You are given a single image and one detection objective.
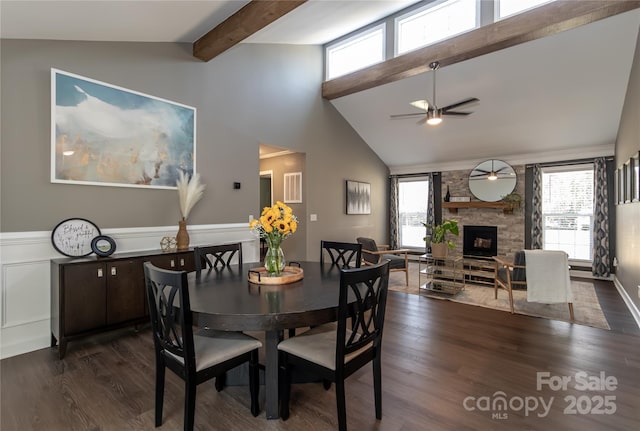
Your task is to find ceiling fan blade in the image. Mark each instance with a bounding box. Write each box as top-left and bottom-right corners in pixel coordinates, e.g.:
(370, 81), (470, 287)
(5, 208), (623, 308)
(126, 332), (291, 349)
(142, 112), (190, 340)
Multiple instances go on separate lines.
(441, 97), (479, 111)
(441, 111), (471, 116)
(390, 113), (427, 119)
(416, 117), (427, 126)
(409, 99), (430, 111)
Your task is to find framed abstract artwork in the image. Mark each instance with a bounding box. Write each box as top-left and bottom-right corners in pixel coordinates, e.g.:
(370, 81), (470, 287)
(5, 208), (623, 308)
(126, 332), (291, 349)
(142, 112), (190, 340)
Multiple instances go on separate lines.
(346, 180), (371, 214)
(51, 69), (196, 189)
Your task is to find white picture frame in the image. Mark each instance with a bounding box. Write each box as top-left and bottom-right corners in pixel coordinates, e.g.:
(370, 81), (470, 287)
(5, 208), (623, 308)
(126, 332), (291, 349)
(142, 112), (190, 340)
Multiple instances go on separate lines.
(51, 69), (196, 189)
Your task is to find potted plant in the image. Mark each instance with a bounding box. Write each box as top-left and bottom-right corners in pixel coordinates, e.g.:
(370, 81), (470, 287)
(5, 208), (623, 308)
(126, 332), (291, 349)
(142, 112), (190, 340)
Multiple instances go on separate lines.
(423, 219), (459, 259)
(501, 192), (522, 213)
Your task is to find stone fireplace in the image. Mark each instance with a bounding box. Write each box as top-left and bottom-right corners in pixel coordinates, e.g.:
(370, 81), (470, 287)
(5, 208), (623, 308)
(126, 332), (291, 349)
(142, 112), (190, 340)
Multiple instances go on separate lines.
(441, 165), (525, 258)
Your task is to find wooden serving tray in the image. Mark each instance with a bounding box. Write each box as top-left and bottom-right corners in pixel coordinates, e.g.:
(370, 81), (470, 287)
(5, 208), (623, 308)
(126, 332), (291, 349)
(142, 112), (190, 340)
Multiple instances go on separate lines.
(248, 266), (304, 285)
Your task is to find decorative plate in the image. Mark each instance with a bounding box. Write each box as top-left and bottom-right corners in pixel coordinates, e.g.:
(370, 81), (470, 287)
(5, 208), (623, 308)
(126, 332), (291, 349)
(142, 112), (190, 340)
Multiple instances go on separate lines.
(91, 235), (116, 257)
(51, 218), (101, 257)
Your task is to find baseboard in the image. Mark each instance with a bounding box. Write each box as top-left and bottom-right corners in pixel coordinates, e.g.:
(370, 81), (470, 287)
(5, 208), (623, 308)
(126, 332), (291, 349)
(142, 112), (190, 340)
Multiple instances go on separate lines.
(613, 276), (640, 329)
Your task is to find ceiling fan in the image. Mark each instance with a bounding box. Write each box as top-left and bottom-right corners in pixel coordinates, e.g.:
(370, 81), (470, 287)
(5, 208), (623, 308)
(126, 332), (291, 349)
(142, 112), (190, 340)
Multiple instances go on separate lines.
(469, 159), (514, 181)
(390, 61), (479, 126)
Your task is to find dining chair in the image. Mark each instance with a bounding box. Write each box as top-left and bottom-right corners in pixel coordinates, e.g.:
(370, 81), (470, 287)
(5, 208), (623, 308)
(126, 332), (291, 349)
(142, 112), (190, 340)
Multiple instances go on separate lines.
(278, 260), (391, 431)
(356, 237), (409, 285)
(288, 241), (363, 339)
(143, 262), (261, 431)
(320, 240), (362, 269)
(194, 243), (242, 272)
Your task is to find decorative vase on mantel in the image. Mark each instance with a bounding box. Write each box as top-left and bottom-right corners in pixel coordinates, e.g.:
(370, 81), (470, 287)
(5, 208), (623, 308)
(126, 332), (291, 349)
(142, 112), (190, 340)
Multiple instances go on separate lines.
(444, 185), (451, 202)
(264, 236), (285, 276)
(176, 218), (190, 251)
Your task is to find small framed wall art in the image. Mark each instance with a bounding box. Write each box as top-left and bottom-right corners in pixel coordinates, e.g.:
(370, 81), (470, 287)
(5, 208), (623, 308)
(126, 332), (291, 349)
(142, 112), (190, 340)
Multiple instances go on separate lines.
(91, 235), (117, 257)
(346, 180), (371, 214)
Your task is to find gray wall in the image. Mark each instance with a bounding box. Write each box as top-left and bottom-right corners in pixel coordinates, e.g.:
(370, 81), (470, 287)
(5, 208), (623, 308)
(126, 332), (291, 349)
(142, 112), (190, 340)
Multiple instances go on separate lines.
(0, 40), (389, 259)
(615, 29), (640, 310)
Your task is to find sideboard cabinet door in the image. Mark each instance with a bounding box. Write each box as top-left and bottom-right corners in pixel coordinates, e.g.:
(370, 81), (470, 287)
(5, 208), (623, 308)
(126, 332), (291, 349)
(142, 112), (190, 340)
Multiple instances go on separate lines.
(106, 259), (145, 325)
(63, 263), (107, 336)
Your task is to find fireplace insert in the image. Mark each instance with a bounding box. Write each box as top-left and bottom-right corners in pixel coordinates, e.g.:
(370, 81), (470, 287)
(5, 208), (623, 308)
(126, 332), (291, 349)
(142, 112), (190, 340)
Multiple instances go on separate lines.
(463, 225), (498, 257)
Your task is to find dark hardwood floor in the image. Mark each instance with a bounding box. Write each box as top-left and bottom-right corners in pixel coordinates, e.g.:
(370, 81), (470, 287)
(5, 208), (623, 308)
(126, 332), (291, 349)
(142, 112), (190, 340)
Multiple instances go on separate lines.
(2, 279), (639, 430)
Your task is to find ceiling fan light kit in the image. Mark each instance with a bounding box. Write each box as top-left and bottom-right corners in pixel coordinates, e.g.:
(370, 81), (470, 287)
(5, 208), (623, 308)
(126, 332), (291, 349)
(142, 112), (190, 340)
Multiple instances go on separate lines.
(426, 110), (442, 126)
(390, 60), (479, 126)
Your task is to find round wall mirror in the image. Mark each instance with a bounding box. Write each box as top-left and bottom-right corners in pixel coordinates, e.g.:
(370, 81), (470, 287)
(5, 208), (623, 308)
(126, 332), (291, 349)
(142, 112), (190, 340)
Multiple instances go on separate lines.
(468, 159), (517, 202)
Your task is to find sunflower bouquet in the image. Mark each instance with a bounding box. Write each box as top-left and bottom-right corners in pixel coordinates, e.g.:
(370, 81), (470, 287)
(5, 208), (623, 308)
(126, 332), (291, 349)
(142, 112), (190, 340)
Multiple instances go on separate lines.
(250, 201), (298, 275)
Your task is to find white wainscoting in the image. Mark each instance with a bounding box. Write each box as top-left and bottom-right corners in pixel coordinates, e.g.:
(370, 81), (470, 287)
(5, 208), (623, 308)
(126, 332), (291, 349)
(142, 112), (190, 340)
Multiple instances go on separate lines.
(0, 223), (259, 359)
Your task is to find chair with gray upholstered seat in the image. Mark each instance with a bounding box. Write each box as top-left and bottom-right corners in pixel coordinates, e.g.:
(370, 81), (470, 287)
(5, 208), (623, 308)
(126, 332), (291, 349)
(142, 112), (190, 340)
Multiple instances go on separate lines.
(143, 262), (261, 431)
(320, 240), (362, 269)
(278, 261), (390, 431)
(356, 237), (409, 285)
(194, 243), (242, 273)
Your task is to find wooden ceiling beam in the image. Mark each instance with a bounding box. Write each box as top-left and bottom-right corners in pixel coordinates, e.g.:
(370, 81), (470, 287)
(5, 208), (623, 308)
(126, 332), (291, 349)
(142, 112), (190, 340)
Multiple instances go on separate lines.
(193, 0), (307, 62)
(322, 1), (640, 100)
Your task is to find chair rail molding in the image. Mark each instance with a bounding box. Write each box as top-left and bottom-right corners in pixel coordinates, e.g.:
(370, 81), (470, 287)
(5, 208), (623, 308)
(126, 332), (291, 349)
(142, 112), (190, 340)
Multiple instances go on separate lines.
(0, 223), (259, 359)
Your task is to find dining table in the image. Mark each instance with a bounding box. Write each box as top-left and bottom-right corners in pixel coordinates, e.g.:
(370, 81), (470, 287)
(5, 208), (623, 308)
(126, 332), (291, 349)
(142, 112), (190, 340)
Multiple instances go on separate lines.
(187, 261), (345, 419)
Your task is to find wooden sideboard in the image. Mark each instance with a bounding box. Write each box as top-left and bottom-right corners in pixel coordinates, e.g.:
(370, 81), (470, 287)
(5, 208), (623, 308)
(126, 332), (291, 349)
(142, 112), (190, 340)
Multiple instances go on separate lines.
(51, 249), (195, 359)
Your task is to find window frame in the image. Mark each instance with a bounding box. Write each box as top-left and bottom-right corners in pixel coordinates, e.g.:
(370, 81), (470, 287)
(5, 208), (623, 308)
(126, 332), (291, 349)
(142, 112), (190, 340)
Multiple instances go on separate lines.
(495, 0), (554, 21)
(397, 176), (431, 250)
(394, 0), (479, 56)
(325, 23), (386, 80)
(540, 163), (594, 264)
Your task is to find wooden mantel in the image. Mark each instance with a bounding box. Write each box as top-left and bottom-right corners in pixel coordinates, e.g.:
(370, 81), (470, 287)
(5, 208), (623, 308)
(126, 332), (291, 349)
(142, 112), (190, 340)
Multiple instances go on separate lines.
(443, 201), (515, 214)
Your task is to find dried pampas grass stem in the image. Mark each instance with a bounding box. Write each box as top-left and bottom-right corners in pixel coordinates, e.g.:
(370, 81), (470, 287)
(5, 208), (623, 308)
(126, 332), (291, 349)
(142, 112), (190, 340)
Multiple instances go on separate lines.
(176, 171), (205, 220)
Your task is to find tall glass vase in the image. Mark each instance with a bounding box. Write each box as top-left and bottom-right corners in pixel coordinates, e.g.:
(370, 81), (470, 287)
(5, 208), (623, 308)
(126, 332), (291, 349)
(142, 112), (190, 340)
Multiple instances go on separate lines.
(264, 236), (285, 276)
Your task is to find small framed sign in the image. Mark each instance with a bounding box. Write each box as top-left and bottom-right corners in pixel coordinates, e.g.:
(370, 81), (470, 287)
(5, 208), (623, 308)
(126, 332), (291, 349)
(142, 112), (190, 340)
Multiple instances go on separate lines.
(91, 235), (117, 257)
(51, 218), (101, 257)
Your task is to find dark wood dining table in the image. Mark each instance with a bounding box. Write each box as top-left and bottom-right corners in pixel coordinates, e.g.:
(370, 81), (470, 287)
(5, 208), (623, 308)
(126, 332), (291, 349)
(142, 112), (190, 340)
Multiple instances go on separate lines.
(187, 261), (344, 419)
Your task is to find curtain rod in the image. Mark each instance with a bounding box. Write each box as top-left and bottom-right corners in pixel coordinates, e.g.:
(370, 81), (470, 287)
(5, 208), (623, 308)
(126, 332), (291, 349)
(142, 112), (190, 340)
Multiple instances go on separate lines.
(525, 156), (613, 169)
(389, 172), (441, 178)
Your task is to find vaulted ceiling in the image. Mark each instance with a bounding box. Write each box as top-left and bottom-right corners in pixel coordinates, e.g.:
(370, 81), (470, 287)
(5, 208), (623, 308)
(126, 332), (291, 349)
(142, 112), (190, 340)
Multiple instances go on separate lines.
(2, 1), (639, 172)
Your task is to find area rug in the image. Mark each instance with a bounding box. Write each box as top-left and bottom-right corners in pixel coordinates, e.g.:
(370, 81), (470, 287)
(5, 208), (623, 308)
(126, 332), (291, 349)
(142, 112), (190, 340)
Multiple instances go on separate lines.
(388, 263), (610, 330)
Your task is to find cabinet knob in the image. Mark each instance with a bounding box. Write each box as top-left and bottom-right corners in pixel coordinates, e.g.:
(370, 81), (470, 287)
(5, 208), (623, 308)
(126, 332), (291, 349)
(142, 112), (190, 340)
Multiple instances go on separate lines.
(180, 258), (185, 266)
(170, 260), (175, 268)
(97, 268), (103, 278)
(111, 267), (117, 276)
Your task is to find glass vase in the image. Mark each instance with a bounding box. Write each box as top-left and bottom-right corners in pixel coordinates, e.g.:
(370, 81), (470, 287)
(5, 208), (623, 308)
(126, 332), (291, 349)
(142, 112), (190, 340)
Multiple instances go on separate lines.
(264, 236), (285, 276)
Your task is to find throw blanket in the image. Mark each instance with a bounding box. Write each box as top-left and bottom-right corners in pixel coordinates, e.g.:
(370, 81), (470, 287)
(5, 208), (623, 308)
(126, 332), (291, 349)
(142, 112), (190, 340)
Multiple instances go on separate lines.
(524, 250), (574, 304)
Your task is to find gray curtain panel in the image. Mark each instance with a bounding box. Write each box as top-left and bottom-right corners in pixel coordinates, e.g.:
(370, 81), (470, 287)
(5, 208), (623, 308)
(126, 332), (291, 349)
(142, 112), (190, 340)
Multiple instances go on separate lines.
(426, 173), (435, 241)
(531, 164), (543, 249)
(592, 157), (610, 276)
(389, 175), (399, 249)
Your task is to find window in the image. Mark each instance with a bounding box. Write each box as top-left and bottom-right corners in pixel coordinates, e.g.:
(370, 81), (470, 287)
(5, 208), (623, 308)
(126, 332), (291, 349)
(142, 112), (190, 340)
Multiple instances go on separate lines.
(395, 0), (477, 55)
(326, 24), (385, 80)
(541, 164), (594, 261)
(496, 0), (554, 20)
(398, 178), (430, 249)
